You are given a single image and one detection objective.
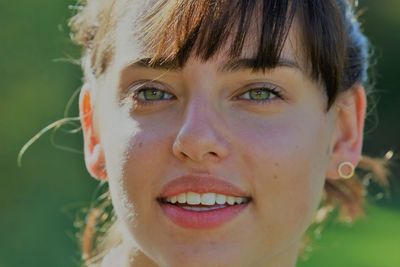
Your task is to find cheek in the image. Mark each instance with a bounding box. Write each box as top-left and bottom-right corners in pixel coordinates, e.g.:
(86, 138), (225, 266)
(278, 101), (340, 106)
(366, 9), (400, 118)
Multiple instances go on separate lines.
(95, 85), (153, 227)
(234, 113), (329, 245)
(122, 129), (168, 200)
(107, 121), (179, 244)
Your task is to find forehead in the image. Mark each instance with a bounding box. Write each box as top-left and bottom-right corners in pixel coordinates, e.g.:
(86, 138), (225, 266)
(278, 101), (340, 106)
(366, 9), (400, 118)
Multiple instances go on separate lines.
(113, 0), (306, 74)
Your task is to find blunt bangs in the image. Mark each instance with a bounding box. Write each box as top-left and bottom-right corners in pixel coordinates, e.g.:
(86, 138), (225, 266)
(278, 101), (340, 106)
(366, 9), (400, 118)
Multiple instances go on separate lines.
(140, 0), (297, 69)
(138, 0), (347, 110)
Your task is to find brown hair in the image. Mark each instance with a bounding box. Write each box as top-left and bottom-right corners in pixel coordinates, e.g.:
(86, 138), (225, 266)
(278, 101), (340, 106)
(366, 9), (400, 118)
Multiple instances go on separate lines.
(68, 0), (392, 266)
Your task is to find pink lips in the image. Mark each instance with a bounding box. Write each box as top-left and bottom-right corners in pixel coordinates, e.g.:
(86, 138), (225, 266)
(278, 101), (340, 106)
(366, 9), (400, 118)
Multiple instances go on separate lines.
(157, 175), (251, 229)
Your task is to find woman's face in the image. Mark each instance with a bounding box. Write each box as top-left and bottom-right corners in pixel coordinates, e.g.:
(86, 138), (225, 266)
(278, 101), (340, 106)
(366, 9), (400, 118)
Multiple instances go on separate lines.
(85, 15), (348, 267)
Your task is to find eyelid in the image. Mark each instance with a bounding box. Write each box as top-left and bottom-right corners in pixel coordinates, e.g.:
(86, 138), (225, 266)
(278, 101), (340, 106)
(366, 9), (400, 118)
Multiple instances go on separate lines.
(234, 83), (285, 102)
(128, 80), (176, 105)
(128, 80), (165, 92)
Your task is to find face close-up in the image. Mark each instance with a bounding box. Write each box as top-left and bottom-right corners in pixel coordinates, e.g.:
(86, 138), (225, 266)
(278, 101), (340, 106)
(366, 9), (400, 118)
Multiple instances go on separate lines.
(78, 1), (366, 267)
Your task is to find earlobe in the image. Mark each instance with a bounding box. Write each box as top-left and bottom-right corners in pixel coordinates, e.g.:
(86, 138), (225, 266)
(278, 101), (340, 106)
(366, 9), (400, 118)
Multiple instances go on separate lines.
(79, 85), (108, 180)
(326, 84), (367, 180)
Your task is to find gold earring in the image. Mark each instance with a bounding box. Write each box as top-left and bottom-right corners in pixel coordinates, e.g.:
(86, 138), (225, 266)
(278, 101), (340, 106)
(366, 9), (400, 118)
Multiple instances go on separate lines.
(338, 161), (355, 179)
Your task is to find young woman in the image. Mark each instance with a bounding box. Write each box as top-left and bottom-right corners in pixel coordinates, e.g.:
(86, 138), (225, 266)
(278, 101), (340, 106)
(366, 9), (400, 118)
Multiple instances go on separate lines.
(69, 0), (390, 266)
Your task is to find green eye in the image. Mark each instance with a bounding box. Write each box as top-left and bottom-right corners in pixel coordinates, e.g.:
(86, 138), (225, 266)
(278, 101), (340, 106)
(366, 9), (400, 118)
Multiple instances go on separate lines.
(136, 88), (173, 101)
(239, 87), (281, 103)
(248, 88), (272, 100)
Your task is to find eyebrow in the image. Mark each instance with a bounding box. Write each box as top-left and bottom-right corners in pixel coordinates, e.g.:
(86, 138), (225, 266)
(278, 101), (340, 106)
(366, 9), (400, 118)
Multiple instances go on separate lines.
(128, 56), (303, 73)
(130, 58), (179, 70)
(219, 57), (303, 73)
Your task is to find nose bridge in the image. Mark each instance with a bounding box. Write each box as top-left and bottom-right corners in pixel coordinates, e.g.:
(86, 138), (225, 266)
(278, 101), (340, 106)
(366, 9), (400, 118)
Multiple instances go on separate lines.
(172, 94), (229, 163)
(183, 95), (214, 132)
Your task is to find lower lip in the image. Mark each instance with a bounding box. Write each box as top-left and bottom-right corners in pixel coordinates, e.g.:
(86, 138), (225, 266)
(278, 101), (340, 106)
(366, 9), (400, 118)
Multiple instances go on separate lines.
(158, 202), (249, 229)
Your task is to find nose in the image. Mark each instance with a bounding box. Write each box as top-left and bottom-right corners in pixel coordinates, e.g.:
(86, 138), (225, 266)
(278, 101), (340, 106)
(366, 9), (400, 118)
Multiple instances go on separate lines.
(172, 99), (229, 164)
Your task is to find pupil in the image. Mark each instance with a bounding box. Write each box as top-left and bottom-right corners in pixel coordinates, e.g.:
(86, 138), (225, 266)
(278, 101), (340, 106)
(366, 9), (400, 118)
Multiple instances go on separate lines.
(251, 89), (269, 100)
(145, 89), (163, 100)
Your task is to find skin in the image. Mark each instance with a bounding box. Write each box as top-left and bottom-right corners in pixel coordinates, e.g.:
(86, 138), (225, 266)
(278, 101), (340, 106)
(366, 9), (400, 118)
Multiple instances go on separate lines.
(78, 13), (367, 267)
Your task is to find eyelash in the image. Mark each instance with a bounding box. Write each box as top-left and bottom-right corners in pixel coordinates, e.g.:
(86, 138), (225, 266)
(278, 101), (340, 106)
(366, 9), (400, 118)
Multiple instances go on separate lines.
(130, 83), (175, 107)
(130, 83), (284, 107)
(235, 86), (283, 104)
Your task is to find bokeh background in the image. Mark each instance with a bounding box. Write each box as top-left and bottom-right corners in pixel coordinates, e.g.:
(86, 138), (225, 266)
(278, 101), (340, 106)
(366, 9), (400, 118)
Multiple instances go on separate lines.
(1, 1), (399, 266)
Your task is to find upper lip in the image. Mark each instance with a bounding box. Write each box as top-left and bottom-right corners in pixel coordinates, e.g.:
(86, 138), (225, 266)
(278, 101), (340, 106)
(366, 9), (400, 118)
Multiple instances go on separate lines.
(158, 174), (251, 199)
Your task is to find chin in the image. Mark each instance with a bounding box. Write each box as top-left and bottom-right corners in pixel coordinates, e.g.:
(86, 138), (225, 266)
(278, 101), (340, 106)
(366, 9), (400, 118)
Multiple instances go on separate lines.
(152, 244), (252, 267)
(160, 256), (241, 267)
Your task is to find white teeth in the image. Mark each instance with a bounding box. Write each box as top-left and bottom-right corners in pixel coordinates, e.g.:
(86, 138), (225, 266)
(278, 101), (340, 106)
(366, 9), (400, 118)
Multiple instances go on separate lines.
(226, 196), (235, 205)
(177, 193), (186, 203)
(186, 192), (201, 205)
(165, 192), (248, 206)
(170, 195), (177, 204)
(234, 197), (244, 204)
(201, 193), (216, 205)
(215, 194), (226, 204)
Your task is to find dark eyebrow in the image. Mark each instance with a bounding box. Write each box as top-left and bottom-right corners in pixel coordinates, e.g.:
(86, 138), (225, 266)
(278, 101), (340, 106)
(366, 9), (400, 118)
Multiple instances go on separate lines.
(128, 56), (303, 73)
(218, 57), (303, 73)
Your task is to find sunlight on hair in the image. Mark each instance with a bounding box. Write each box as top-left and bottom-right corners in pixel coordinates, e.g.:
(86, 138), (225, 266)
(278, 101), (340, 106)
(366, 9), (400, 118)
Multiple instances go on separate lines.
(17, 116), (82, 167)
(17, 84), (83, 167)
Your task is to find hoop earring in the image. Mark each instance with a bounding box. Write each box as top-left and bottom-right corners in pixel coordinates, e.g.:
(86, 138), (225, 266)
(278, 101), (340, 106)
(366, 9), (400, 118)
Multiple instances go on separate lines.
(338, 161), (355, 179)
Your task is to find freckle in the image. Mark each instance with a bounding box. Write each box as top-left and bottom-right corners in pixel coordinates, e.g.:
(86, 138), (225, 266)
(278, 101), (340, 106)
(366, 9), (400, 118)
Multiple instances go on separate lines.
(275, 162), (279, 167)
(273, 175), (278, 179)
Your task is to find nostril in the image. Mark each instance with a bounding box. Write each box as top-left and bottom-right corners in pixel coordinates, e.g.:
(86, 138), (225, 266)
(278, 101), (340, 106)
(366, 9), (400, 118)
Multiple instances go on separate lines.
(180, 152), (190, 159)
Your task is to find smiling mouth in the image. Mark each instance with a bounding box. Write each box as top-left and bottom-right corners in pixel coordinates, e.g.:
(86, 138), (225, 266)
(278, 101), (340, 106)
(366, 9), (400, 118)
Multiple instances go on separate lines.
(158, 198), (252, 211)
(157, 194), (252, 229)
(157, 191), (252, 209)
(157, 175), (252, 228)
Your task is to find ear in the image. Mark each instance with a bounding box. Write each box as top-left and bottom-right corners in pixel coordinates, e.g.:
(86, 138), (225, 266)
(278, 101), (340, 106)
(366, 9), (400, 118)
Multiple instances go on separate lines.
(79, 84), (107, 180)
(326, 84), (367, 179)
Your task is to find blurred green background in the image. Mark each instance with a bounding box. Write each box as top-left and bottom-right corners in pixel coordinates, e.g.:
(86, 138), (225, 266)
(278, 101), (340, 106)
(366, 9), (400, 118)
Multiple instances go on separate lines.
(0, 1), (399, 267)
